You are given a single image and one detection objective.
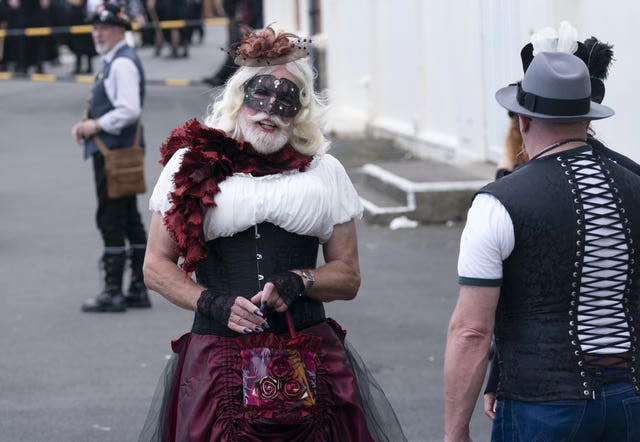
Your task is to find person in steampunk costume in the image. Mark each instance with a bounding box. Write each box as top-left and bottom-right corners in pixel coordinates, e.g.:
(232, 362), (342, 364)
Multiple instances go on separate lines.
(71, 1), (151, 313)
(138, 26), (407, 441)
(444, 51), (640, 441)
(484, 22), (640, 422)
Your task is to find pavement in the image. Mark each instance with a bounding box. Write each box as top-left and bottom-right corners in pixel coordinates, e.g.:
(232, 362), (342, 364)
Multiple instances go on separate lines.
(0, 24), (496, 442)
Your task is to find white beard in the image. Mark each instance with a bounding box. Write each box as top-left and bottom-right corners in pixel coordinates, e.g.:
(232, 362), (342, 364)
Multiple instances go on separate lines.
(239, 113), (292, 154)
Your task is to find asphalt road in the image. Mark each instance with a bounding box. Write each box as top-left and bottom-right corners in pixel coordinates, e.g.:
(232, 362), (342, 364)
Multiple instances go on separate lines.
(0, 27), (492, 442)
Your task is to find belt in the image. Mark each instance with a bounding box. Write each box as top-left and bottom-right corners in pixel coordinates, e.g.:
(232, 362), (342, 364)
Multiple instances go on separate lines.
(584, 352), (631, 368)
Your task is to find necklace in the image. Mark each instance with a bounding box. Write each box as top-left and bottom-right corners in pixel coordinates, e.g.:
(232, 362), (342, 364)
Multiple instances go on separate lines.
(529, 138), (587, 161)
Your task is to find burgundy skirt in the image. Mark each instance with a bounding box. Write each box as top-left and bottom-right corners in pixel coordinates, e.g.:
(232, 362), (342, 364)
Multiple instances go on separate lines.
(141, 319), (400, 442)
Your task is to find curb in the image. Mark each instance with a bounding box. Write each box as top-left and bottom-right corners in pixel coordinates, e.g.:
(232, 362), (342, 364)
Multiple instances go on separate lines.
(356, 163), (490, 225)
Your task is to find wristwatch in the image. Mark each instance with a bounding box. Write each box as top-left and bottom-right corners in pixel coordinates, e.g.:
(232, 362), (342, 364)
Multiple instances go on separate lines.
(300, 269), (315, 296)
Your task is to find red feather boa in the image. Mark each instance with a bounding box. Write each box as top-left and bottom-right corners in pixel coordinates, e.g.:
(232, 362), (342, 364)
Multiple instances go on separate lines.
(159, 119), (312, 274)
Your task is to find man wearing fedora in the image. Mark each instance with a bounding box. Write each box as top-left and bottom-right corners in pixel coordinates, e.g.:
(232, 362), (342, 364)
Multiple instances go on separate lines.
(71, 1), (150, 312)
(444, 51), (640, 441)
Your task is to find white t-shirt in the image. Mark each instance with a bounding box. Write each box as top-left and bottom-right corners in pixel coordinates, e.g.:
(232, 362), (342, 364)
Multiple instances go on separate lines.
(149, 149), (363, 242)
(457, 193), (515, 286)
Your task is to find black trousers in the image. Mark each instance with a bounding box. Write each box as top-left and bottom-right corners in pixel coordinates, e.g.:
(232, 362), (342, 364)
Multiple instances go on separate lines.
(92, 152), (147, 249)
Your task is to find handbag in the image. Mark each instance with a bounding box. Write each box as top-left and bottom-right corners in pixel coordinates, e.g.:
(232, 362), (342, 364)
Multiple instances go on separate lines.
(94, 122), (146, 199)
(239, 311), (321, 425)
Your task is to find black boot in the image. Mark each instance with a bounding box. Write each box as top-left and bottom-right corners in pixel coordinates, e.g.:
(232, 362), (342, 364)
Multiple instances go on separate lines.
(81, 252), (127, 313)
(124, 246), (151, 308)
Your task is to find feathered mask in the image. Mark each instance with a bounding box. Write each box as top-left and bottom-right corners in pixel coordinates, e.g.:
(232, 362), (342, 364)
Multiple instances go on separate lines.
(223, 25), (311, 67)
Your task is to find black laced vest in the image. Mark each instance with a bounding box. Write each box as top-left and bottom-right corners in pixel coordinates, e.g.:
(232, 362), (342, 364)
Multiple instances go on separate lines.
(481, 146), (640, 400)
(192, 222), (325, 337)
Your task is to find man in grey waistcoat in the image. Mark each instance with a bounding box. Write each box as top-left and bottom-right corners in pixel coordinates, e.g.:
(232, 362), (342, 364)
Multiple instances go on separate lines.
(71, 1), (150, 312)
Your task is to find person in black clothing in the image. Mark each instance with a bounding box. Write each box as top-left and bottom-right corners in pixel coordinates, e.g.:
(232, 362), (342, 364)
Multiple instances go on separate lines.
(67, 0), (97, 74)
(154, 0), (189, 58)
(1, 0), (62, 72)
(202, 0), (262, 87)
(484, 23), (640, 425)
(446, 50), (640, 442)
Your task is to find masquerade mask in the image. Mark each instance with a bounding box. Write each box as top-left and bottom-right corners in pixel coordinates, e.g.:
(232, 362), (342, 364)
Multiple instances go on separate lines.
(243, 75), (302, 118)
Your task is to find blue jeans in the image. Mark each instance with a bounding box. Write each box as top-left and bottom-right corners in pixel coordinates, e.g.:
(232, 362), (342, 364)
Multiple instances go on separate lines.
(491, 378), (640, 441)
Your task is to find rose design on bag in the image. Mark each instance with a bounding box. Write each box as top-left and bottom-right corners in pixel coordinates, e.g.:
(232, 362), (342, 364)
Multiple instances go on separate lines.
(282, 378), (306, 401)
(255, 376), (279, 400)
(269, 355), (292, 379)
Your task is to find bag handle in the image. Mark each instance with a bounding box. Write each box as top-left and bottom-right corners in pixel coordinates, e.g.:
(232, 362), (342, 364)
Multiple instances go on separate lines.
(93, 119), (142, 156)
(285, 311), (297, 338)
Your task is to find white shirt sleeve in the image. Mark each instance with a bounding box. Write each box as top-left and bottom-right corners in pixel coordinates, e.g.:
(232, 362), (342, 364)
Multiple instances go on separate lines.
(98, 56), (141, 135)
(148, 148), (186, 214)
(326, 154), (364, 224)
(457, 193), (515, 286)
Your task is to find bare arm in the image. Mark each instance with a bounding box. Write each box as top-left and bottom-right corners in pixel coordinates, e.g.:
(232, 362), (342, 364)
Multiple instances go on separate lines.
(444, 285), (500, 442)
(144, 212), (269, 334)
(253, 220), (361, 310)
(143, 212), (204, 311)
(309, 219), (361, 302)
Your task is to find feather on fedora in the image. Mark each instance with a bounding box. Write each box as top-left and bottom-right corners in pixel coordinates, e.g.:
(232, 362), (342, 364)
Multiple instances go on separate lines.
(495, 51), (614, 121)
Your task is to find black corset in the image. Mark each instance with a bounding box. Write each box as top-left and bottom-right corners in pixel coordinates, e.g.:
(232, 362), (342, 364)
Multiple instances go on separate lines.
(192, 222), (325, 336)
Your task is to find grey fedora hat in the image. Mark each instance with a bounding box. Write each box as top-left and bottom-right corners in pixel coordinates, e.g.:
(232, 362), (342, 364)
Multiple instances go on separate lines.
(496, 51), (614, 121)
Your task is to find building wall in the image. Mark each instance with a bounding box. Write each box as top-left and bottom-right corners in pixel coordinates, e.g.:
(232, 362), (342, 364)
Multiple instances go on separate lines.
(263, 0), (637, 163)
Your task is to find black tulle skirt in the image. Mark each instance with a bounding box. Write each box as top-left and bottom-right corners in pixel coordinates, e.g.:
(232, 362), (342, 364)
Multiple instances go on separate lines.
(138, 319), (406, 442)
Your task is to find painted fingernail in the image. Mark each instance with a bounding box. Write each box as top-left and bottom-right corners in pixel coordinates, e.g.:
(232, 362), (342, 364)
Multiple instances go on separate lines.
(243, 327), (252, 334)
(253, 309), (264, 317)
(262, 321), (270, 329)
(260, 301), (268, 309)
(255, 326), (264, 333)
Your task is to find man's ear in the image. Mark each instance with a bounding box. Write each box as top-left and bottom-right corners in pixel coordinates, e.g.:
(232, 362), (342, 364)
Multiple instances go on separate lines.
(518, 115), (531, 133)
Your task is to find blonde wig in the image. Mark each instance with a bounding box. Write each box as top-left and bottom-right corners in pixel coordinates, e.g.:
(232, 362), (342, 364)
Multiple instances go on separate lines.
(204, 60), (330, 156)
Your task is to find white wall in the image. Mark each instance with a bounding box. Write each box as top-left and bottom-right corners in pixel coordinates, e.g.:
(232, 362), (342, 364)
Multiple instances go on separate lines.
(263, 0), (638, 163)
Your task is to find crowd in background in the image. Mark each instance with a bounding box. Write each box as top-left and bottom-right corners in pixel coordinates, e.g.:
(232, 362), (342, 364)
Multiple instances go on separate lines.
(0, 0), (210, 74)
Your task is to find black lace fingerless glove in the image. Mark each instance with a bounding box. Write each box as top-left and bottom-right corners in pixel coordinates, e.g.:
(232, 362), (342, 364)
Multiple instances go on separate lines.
(266, 271), (305, 307)
(196, 289), (235, 323)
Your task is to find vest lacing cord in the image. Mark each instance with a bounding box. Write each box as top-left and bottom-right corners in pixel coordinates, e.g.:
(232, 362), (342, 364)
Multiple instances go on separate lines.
(564, 151), (634, 374)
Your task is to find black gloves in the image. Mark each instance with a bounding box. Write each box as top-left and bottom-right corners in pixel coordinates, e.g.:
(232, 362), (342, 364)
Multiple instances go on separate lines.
(266, 271), (304, 307)
(196, 289), (235, 323)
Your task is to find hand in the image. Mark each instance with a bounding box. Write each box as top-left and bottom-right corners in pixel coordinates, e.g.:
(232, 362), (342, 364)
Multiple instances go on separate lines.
(444, 436), (473, 442)
(227, 296), (269, 334)
(483, 393), (496, 420)
(250, 272), (305, 312)
(71, 119), (100, 144)
(251, 282), (288, 313)
(196, 290), (268, 334)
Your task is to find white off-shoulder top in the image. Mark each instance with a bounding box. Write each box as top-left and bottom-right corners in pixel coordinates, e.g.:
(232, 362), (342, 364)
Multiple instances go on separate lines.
(149, 148), (363, 243)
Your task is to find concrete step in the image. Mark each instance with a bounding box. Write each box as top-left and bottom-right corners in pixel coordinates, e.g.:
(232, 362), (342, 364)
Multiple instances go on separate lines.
(353, 161), (494, 225)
